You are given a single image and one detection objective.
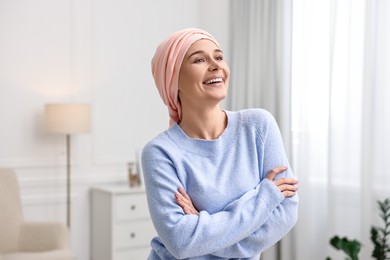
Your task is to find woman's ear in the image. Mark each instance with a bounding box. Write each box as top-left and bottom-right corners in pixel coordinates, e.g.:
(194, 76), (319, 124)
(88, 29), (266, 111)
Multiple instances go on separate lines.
(177, 92), (181, 104)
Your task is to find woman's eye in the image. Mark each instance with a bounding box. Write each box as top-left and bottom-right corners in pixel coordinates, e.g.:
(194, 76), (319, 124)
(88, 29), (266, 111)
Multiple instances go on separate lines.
(216, 55), (224, 61)
(194, 58), (205, 63)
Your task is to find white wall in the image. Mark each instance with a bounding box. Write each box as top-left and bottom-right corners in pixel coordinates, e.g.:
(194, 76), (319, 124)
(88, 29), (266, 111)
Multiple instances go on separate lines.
(0, 0), (230, 259)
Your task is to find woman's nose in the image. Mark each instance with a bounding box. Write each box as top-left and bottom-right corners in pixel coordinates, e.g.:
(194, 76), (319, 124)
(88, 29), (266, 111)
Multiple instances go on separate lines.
(209, 60), (221, 71)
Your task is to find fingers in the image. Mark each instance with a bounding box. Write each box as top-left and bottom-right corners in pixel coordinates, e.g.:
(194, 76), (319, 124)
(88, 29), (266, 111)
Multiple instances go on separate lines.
(274, 177), (299, 186)
(281, 190), (297, 197)
(178, 187), (192, 201)
(175, 187), (199, 215)
(266, 166), (299, 198)
(266, 166), (288, 181)
(275, 178), (298, 198)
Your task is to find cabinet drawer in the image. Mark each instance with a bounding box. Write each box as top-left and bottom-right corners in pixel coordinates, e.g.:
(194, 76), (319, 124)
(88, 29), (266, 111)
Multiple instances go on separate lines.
(115, 193), (150, 221)
(115, 219), (156, 248)
(115, 247), (151, 260)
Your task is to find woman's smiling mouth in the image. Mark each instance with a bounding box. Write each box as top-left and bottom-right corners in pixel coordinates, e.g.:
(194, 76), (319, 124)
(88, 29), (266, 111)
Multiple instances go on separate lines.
(203, 77), (223, 85)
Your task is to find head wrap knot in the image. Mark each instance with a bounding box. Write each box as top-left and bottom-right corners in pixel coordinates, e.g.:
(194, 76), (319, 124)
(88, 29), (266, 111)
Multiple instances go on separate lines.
(151, 28), (220, 126)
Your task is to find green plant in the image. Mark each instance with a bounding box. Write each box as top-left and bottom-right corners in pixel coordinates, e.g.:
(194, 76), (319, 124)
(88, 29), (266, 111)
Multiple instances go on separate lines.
(326, 236), (361, 260)
(326, 197), (390, 260)
(371, 198), (390, 260)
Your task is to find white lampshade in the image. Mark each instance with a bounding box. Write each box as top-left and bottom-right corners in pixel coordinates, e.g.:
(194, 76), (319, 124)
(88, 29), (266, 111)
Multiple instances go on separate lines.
(45, 103), (91, 134)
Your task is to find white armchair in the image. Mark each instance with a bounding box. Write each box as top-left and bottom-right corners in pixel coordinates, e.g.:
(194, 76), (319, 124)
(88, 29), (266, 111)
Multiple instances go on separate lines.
(0, 168), (72, 260)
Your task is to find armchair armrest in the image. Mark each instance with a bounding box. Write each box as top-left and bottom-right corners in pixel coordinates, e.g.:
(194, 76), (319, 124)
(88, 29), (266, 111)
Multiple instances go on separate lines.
(18, 221), (70, 252)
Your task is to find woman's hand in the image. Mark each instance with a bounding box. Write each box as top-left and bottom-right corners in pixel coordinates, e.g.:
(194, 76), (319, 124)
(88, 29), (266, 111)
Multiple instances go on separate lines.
(266, 166), (298, 197)
(176, 166), (297, 215)
(175, 187), (199, 215)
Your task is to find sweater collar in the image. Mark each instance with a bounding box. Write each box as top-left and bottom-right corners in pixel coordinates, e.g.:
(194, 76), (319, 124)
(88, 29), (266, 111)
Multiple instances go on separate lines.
(168, 110), (238, 156)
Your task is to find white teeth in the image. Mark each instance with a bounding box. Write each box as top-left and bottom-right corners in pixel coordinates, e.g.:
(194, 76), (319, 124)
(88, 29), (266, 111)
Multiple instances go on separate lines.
(205, 77), (223, 84)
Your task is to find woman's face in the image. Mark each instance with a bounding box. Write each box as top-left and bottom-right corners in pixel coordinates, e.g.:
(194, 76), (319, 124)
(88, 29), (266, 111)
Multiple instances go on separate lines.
(178, 39), (230, 109)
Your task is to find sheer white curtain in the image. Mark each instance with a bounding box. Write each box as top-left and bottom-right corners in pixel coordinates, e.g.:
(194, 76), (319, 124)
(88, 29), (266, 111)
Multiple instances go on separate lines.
(292, 0), (390, 259)
(228, 0), (293, 154)
(227, 1), (295, 259)
(228, 0), (389, 259)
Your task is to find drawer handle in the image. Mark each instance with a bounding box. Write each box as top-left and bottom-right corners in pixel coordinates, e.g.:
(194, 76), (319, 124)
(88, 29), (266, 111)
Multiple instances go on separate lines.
(130, 232), (136, 238)
(130, 205), (136, 210)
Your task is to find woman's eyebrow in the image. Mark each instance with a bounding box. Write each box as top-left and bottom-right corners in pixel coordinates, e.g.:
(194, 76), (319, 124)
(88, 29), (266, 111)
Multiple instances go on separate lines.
(187, 49), (223, 60)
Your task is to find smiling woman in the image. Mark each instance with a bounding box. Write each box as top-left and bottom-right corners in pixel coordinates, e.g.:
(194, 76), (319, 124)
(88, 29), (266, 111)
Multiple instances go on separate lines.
(177, 39), (229, 140)
(141, 28), (299, 260)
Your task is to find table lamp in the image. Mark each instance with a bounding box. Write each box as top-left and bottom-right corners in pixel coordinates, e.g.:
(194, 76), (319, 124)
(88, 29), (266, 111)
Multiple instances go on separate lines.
(44, 103), (91, 228)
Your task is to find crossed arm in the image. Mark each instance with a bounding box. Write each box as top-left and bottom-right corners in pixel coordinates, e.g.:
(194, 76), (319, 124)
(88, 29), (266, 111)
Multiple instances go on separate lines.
(174, 166), (299, 258)
(176, 166), (298, 215)
(142, 112), (299, 258)
(143, 158), (298, 259)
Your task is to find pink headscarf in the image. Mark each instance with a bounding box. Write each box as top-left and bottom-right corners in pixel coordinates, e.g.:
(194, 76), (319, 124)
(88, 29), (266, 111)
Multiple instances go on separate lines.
(151, 28), (220, 126)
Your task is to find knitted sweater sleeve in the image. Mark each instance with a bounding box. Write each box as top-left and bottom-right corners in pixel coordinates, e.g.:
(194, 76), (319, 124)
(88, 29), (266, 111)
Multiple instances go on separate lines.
(142, 114), (297, 259)
(142, 112), (298, 260)
(142, 151), (283, 259)
(211, 182), (298, 258)
(210, 112), (298, 258)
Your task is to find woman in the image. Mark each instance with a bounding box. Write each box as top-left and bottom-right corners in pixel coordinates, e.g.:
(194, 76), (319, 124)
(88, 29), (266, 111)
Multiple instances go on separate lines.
(142, 28), (299, 260)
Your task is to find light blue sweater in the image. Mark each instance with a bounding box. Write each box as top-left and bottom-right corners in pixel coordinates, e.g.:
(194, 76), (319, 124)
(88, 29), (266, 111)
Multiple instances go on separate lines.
(141, 109), (298, 260)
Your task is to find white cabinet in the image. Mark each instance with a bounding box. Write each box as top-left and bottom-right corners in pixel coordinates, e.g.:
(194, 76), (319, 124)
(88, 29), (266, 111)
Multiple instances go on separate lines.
(91, 185), (156, 260)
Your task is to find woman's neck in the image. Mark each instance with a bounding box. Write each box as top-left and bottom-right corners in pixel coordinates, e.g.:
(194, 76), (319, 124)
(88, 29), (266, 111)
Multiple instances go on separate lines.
(179, 106), (227, 140)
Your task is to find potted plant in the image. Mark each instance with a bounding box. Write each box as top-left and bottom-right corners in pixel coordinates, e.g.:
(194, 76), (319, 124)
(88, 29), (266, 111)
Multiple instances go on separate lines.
(326, 198), (390, 260)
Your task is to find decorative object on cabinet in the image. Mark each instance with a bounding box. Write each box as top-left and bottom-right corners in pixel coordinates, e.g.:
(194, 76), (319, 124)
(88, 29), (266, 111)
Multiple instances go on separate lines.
(44, 103), (91, 228)
(127, 162), (140, 188)
(0, 168), (72, 260)
(136, 147), (145, 188)
(91, 185), (156, 260)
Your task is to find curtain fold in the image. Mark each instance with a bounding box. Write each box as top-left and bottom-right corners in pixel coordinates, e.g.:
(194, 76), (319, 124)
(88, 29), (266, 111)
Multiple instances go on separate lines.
(228, 1), (294, 259)
(228, 0), (389, 259)
(361, 0), (390, 258)
(228, 0), (293, 164)
(292, 0), (390, 259)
